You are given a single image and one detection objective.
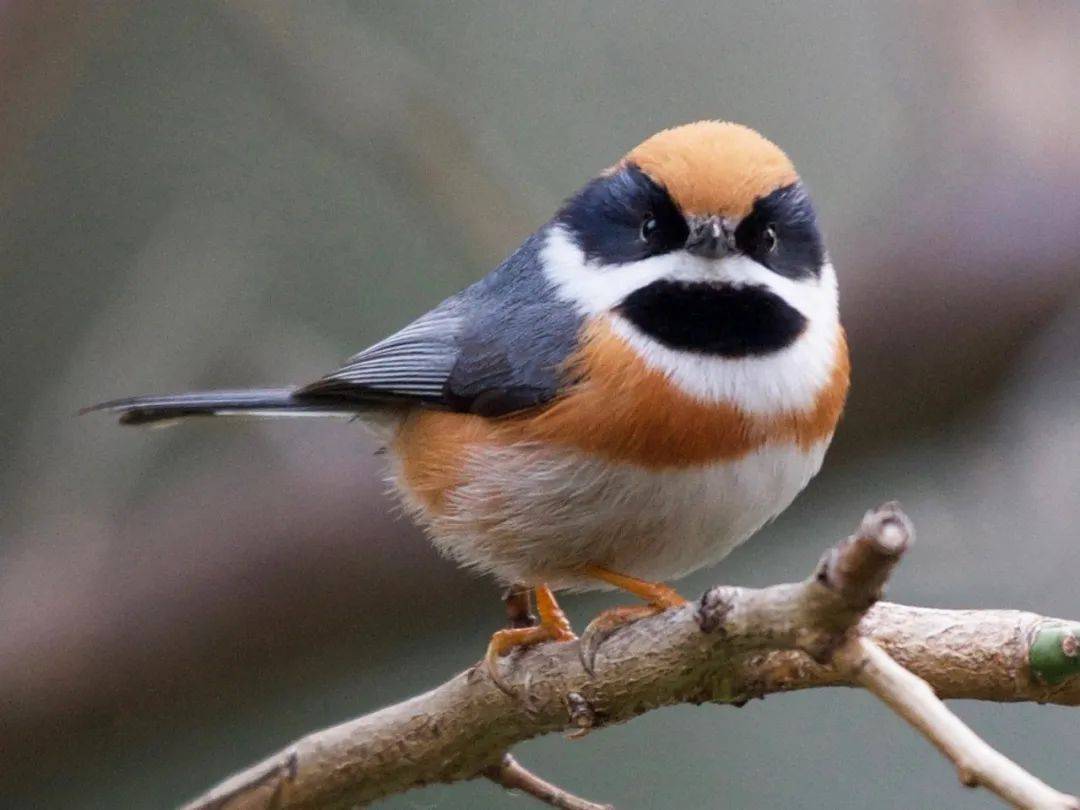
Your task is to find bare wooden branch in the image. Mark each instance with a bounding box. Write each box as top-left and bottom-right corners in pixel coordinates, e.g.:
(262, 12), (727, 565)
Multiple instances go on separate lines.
(182, 505), (1080, 810)
(482, 754), (613, 810)
(834, 637), (1079, 810)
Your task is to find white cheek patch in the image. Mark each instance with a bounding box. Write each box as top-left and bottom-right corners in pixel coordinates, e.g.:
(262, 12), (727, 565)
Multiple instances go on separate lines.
(542, 226), (714, 315)
(542, 226), (842, 415)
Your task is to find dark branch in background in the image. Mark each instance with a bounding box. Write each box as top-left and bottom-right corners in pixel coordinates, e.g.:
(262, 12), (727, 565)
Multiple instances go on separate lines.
(182, 505), (1080, 810)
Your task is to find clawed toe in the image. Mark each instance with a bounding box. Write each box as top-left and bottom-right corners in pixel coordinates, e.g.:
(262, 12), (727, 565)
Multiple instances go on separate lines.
(483, 571), (688, 688)
(485, 627), (532, 695)
(579, 604), (661, 675)
(484, 585), (576, 696)
(578, 566), (688, 674)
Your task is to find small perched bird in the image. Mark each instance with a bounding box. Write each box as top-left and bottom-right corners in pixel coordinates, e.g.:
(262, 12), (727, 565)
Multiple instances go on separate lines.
(88, 121), (849, 683)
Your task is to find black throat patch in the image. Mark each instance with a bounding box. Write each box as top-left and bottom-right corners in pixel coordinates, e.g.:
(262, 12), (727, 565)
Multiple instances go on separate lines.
(616, 280), (808, 357)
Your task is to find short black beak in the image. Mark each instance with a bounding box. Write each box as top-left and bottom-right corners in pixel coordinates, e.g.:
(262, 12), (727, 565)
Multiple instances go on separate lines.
(685, 216), (737, 259)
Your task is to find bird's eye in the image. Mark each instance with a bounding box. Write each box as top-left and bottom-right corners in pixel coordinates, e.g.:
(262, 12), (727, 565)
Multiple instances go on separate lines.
(640, 215), (659, 242)
(763, 224), (778, 253)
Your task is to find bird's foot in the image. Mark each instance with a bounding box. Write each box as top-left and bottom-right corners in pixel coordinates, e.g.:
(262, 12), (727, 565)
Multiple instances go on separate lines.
(579, 565), (687, 674)
(485, 584), (576, 695)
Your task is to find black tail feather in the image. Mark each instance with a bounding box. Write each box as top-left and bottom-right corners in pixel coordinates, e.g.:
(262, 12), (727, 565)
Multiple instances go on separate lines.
(82, 387), (364, 426)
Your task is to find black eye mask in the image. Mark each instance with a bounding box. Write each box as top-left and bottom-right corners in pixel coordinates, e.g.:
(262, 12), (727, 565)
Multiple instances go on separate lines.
(556, 164), (688, 264)
(735, 182), (825, 280)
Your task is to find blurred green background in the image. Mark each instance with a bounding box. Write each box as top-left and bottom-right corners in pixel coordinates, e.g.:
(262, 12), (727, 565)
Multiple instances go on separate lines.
(2, 2), (1078, 808)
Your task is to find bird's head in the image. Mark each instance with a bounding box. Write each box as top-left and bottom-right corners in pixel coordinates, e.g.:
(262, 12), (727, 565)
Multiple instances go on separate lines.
(546, 121), (837, 366)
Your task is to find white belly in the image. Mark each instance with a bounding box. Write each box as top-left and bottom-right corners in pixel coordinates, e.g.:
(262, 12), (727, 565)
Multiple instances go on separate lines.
(390, 438), (831, 590)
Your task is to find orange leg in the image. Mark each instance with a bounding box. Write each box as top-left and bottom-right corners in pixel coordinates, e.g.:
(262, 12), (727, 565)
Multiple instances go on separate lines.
(485, 584), (576, 693)
(579, 565), (687, 673)
(583, 565), (687, 609)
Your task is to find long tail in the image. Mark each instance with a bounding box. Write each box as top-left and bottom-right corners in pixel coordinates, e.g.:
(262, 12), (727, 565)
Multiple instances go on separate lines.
(82, 388), (368, 426)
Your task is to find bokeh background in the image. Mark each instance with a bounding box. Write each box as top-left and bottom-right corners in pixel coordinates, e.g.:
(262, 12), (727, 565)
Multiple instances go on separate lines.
(2, 2), (1078, 808)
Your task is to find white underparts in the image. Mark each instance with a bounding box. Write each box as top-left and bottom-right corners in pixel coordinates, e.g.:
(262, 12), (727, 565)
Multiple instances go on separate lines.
(391, 439), (831, 590)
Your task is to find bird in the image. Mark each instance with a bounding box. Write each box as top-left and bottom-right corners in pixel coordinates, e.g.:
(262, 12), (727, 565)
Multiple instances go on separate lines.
(86, 121), (849, 686)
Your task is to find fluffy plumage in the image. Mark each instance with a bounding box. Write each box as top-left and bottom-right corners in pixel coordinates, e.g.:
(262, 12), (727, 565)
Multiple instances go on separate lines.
(89, 120), (848, 594)
(393, 434), (833, 590)
(391, 313), (847, 586)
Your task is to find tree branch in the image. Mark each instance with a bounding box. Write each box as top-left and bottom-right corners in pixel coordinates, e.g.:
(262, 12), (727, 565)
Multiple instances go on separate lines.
(834, 636), (1077, 809)
(482, 753), (613, 810)
(182, 505), (1080, 810)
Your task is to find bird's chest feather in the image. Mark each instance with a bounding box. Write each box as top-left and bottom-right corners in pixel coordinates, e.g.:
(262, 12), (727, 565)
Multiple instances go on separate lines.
(521, 319), (846, 464)
(390, 437), (830, 587)
(389, 319), (848, 586)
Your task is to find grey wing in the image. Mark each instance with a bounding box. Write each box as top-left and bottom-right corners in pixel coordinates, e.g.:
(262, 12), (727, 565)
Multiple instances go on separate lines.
(442, 297), (583, 416)
(298, 232), (584, 416)
(296, 298), (466, 407)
